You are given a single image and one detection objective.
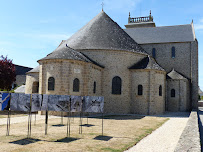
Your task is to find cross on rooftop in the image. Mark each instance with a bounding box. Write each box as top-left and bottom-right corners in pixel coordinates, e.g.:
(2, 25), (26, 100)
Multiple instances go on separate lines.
(101, 2), (104, 11)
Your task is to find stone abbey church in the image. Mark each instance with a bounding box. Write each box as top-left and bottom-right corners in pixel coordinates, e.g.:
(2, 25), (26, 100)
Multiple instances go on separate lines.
(25, 11), (198, 115)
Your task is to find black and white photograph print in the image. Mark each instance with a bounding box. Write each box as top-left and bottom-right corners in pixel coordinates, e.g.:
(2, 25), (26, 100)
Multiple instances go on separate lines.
(83, 96), (104, 113)
(41, 94), (48, 111)
(31, 94), (42, 112)
(47, 95), (70, 112)
(10, 93), (19, 111)
(58, 95), (70, 112)
(71, 96), (82, 112)
(18, 93), (31, 112)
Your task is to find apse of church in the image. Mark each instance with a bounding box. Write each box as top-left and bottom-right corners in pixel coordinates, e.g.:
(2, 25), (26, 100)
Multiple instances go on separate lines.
(25, 10), (198, 114)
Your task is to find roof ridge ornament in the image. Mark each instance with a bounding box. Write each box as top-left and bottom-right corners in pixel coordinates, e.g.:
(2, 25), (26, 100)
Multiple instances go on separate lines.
(101, 1), (104, 11)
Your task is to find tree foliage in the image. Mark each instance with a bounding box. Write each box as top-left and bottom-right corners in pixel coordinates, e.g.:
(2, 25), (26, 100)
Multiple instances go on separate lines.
(0, 55), (16, 90)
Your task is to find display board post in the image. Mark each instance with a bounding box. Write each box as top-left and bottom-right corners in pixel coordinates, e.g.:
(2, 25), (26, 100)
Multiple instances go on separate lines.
(61, 112), (63, 125)
(79, 112), (83, 134)
(6, 93), (11, 136)
(45, 110), (48, 135)
(67, 112), (69, 137)
(27, 111), (32, 138)
(35, 113), (36, 126)
(27, 94), (32, 138)
(6, 108), (10, 136)
(102, 112), (104, 136)
(87, 113), (88, 125)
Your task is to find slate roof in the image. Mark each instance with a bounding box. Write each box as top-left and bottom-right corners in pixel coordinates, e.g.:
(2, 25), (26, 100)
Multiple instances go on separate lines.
(15, 65), (33, 75)
(39, 45), (104, 68)
(124, 24), (195, 44)
(65, 11), (146, 54)
(167, 69), (188, 80)
(129, 56), (165, 71)
(27, 66), (39, 73)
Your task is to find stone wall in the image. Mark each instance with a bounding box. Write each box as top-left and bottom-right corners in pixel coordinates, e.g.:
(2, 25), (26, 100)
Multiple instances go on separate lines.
(167, 79), (190, 111)
(131, 70), (150, 114)
(25, 73), (39, 94)
(80, 50), (146, 114)
(130, 70), (165, 115)
(141, 42), (191, 77)
(191, 40), (199, 109)
(141, 41), (198, 110)
(175, 111), (201, 152)
(150, 71), (166, 114)
(38, 59), (102, 96)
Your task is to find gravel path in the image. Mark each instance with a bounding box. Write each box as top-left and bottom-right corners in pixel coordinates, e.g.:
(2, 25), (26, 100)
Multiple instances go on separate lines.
(0, 114), (58, 125)
(125, 113), (189, 152)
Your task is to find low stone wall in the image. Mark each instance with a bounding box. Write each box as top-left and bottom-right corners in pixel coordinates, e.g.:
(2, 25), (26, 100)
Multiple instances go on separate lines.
(174, 111), (201, 152)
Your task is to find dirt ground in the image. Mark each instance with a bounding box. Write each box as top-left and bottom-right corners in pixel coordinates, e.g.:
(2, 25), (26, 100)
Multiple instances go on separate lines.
(0, 115), (168, 152)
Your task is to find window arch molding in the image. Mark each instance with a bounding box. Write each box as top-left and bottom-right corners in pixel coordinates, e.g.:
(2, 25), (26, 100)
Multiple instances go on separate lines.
(112, 76), (122, 94)
(73, 78), (80, 92)
(48, 77), (55, 91)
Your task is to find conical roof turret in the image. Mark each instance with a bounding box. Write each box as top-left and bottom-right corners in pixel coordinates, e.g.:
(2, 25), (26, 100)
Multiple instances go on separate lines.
(65, 11), (146, 53)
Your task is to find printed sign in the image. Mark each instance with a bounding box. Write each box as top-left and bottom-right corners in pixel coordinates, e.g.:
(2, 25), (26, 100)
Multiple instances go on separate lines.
(71, 96), (82, 112)
(17, 94), (31, 112)
(10, 93), (31, 112)
(41, 94), (48, 111)
(31, 94), (42, 112)
(1, 93), (10, 111)
(48, 95), (70, 112)
(83, 96), (104, 113)
(10, 93), (19, 111)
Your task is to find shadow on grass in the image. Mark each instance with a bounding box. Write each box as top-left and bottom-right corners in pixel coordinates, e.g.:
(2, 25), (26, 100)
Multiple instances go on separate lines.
(55, 137), (79, 143)
(90, 115), (145, 120)
(80, 124), (95, 127)
(52, 124), (65, 127)
(9, 138), (41, 145)
(94, 135), (113, 141)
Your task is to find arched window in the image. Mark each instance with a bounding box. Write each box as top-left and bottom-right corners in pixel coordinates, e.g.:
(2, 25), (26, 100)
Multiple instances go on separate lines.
(159, 85), (162, 96)
(171, 47), (175, 58)
(152, 48), (156, 58)
(48, 77), (55, 91)
(171, 89), (175, 97)
(93, 81), (96, 94)
(112, 76), (122, 94)
(138, 85), (143, 95)
(73, 78), (80, 92)
(32, 81), (39, 93)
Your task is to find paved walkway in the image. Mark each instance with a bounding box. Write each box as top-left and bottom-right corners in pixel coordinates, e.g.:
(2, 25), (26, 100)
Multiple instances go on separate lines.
(0, 114), (58, 125)
(125, 112), (189, 152)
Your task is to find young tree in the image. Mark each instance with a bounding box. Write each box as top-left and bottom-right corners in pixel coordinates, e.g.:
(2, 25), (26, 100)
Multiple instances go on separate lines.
(0, 55), (16, 90)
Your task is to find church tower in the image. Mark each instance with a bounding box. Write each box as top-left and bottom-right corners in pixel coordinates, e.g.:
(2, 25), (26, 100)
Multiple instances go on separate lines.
(125, 10), (156, 28)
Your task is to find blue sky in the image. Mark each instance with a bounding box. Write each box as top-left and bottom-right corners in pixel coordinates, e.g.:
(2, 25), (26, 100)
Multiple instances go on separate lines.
(0, 0), (203, 89)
